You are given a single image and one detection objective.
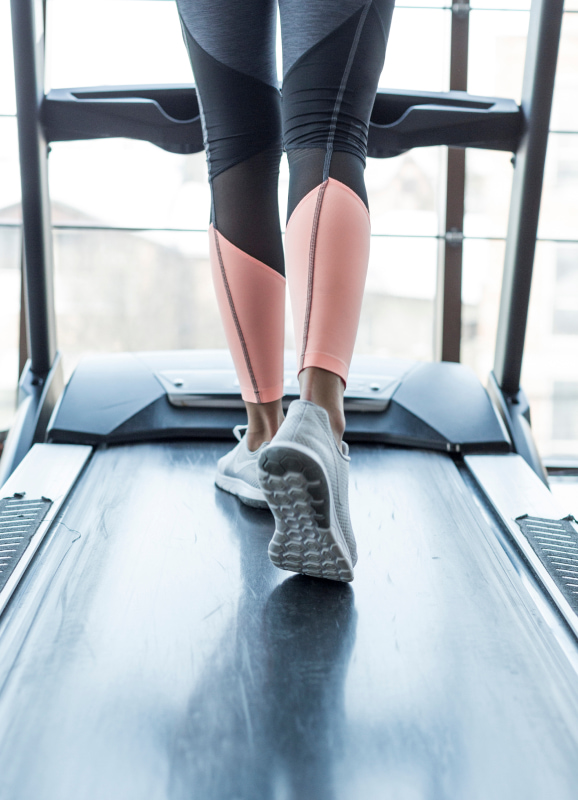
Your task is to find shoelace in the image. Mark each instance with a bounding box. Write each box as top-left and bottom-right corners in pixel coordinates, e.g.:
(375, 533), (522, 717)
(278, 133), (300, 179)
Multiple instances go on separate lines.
(233, 424), (248, 443)
(233, 424), (272, 451)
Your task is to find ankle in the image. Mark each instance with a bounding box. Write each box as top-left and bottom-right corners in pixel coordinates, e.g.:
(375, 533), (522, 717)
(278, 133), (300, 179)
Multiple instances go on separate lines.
(245, 399), (284, 451)
(299, 367), (345, 446)
(325, 408), (346, 447)
(246, 427), (277, 452)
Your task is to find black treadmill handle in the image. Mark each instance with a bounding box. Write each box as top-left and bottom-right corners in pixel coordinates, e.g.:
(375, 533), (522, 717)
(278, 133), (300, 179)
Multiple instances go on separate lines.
(41, 84), (523, 157)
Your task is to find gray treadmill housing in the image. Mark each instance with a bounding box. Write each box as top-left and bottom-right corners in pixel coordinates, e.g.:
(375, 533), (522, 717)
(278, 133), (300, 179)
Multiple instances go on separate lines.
(48, 351), (510, 452)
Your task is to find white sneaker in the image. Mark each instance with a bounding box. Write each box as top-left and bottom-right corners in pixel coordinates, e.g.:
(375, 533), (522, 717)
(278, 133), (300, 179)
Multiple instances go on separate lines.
(215, 425), (269, 509)
(257, 400), (357, 582)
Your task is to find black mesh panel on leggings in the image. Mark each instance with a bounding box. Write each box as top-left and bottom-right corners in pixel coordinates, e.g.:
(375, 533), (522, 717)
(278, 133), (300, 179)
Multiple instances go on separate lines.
(286, 149), (368, 222)
(212, 146), (285, 275)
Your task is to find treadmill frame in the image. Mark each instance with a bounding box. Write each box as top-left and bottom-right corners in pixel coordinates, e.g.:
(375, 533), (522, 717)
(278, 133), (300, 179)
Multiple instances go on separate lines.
(1, 0), (565, 486)
(6, 0), (578, 733)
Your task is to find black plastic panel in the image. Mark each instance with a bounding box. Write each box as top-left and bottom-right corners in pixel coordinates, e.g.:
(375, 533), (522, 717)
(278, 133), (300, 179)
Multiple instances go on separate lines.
(42, 85), (203, 155)
(368, 89), (521, 157)
(41, 85), (522, 158)
(48, 351), (511, 453)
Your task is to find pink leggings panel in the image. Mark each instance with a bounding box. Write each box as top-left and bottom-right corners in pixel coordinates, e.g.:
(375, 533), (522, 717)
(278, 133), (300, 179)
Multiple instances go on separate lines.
(209, 225), (286, 403)
(285, 178), (371, 386)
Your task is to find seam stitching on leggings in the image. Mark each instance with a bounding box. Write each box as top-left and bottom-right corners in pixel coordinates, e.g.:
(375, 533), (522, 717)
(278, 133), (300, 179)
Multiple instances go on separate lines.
(323, 1), (372, 181)
(213, 228), (260, 402)
(300, 180), (328, 372)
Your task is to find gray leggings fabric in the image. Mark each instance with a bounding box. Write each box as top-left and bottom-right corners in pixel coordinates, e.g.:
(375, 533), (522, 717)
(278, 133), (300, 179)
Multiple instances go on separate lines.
(176, 0), (395, 274)
(177, 0), (384, 86)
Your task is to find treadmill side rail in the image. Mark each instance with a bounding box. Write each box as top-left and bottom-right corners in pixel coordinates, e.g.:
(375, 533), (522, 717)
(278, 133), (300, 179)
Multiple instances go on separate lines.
(487, 370), (548, 485)
(0, 444), (92, 617)
(0, 356), (64, 487)
(466, 453), (578, 640)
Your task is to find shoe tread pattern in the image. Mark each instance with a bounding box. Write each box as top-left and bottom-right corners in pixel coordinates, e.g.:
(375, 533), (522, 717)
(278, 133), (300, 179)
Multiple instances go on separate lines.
(258, 445), (354, 582)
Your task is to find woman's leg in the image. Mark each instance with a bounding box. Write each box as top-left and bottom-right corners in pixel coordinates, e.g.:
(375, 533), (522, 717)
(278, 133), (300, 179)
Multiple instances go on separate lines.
(177, 0), (285, 450)
(279, 0), (396, 442)
(256, 0), (396, 580)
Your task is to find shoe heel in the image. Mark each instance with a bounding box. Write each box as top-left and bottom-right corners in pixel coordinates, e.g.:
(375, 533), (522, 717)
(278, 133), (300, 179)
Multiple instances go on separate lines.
(258, 444), (354, 582)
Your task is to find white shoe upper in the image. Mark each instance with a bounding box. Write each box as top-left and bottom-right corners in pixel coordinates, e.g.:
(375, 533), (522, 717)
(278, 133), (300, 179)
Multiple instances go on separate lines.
(215, 425), (269, 508)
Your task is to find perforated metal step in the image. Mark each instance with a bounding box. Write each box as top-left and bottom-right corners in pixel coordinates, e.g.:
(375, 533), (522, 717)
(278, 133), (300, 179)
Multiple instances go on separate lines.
(516, 514), (578, 613)
(0, 495), (52, 592)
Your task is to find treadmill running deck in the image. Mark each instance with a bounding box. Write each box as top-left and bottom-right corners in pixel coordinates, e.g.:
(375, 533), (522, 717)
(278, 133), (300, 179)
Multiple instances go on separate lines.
(0, 443), (577, 799)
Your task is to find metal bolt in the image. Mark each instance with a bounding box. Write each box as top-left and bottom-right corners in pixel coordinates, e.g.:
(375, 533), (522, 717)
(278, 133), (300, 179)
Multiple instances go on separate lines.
(452, 3), (470, 18)
(445, 229), (464, 245)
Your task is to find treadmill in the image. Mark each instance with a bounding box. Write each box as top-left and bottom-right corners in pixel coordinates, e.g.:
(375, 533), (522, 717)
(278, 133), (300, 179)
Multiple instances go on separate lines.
(2, 0), (578, 797)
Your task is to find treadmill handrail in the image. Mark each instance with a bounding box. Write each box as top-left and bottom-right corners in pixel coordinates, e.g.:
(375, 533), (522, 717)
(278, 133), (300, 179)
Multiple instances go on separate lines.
(493, 0), (565, 396)
(41, 84), (523, 158)
(10, 0), (57, 377)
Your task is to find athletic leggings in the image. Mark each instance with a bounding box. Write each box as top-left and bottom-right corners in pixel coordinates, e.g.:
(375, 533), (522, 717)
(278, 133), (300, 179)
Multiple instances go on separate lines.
(177, 0), (395, 403)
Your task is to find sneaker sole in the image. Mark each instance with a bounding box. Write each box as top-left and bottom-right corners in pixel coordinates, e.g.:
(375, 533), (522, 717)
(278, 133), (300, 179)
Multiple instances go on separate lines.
(214, 474), (269, 509)
(258, 443), (354, 582)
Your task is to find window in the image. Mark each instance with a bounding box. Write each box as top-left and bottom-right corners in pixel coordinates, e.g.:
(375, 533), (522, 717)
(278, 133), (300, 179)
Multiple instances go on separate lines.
(553, 382), (578, 441)
(553, 245), (578, 336)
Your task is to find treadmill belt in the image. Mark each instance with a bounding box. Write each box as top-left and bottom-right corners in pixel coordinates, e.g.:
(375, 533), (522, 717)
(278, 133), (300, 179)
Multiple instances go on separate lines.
(0, 496), (51, 592)
(0, 443), (578, 799)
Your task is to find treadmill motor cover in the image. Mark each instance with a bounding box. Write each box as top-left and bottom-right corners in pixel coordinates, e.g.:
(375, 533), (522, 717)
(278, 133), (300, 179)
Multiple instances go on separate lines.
(47, 351), (510, 453)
